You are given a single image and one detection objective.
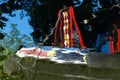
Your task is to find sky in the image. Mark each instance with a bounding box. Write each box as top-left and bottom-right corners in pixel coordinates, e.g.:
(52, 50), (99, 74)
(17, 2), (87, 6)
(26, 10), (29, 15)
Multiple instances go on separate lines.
(73, 0), (84, 7)
(0, 0), (9, 5)
(1, 10), (33, 36)
(1, 9), (35, 46)
(0, 0), (102, 47)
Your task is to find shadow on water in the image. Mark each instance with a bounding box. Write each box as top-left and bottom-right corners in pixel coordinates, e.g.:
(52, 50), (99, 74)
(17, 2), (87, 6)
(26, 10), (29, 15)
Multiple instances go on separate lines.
(19, 59), (120, 80)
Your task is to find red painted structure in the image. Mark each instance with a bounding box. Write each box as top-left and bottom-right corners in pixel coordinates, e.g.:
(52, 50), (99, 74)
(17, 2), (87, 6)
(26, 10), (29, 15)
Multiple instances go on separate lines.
(54, 6), (85, 48)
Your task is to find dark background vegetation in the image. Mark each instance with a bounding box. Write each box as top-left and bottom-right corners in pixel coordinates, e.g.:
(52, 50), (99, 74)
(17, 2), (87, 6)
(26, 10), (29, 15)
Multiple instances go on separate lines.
(0, 0), (119, 47)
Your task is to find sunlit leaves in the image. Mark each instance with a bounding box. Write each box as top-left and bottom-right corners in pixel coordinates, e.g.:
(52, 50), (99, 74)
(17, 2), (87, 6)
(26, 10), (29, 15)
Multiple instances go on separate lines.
(0, 23), (34, 79)
(0, 24), (33, 50)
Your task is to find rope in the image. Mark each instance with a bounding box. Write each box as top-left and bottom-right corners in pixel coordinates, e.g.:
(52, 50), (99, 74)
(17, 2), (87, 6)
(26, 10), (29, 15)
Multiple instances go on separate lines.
(18, 47), (42, 70)
(43, 17), (60, 44)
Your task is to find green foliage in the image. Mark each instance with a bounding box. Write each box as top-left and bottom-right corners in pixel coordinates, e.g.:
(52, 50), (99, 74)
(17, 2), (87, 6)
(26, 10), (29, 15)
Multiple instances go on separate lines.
(0, 24), (33, 52)
(0, 24), (34, 79)
(0, 33), (4, 39)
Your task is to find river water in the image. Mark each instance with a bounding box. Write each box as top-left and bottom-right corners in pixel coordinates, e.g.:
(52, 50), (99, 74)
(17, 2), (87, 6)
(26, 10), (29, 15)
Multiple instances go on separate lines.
(20, 59), (120, 80)
(1, 1), (120, 80)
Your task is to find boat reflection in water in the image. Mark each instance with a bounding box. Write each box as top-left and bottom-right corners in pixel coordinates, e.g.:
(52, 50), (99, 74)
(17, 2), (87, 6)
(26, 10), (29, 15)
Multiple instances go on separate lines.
(3, 46), (120, 80)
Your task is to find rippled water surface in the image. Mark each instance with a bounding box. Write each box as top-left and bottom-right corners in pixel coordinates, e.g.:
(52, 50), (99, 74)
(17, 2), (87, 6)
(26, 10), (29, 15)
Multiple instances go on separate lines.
(0, 1), (120, 80)
(19, 60), (120, 80)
